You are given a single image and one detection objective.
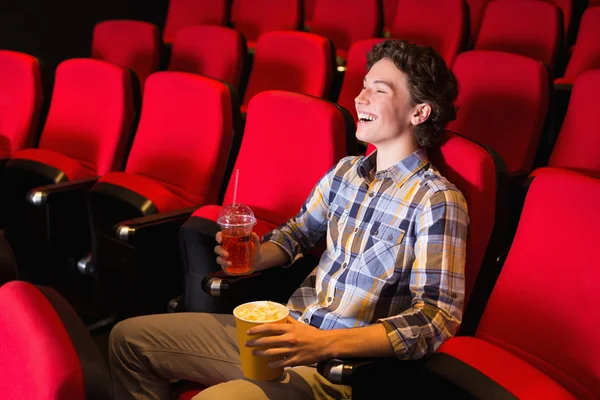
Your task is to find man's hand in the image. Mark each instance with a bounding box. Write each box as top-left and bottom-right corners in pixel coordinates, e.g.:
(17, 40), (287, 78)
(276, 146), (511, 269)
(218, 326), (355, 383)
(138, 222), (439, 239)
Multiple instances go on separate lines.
(245, 316), (334, 368)
(214, 231), (262, 276)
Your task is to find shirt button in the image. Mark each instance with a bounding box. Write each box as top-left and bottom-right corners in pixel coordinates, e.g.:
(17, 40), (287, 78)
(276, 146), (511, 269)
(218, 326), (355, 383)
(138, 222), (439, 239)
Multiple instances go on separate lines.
(354, 227), (359, 233)
(374, 230), (379, 236)
(327, 297), (332, 302)
(388, 234), (393, 241)
(303, 318), (309, 323)
(342, 262), (347, 268)
(450, 293), (457, 299)
(368, 192), (375, 197)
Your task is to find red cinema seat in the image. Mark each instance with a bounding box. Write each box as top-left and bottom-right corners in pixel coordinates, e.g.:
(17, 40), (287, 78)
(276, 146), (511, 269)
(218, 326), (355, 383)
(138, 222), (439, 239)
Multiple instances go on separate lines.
(83, 72), (241, 317)
(0, 50), (43, 162)
(91, 19), (160, 93)
(241, 31), (334, 113)
(179, 90), (355, 313)
(168, 25), (246, 90)
(425, 168), (600, 400)
(389, 0), (466, 66)
(0, 280), (108, 400)
(310, 0), (382, 62)
(475, 0), (562, 69)
(448, 50), (549, 177)
(231, 0), (302, 50)
(162, 0), (229, 44)
(465, 0), (489, 46)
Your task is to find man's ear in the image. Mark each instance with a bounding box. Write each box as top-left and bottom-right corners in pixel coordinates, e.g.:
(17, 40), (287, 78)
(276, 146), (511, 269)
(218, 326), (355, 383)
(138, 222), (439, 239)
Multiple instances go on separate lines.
(411, 104), (431, 126)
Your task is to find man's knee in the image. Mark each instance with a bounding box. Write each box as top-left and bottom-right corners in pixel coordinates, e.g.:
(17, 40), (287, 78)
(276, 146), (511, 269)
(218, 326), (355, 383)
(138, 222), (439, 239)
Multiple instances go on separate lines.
(109, 317), (145, 362)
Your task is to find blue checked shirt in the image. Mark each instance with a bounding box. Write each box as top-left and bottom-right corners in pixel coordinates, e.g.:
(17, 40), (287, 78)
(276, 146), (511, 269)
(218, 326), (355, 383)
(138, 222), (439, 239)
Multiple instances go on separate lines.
(263, 147), (469, 360)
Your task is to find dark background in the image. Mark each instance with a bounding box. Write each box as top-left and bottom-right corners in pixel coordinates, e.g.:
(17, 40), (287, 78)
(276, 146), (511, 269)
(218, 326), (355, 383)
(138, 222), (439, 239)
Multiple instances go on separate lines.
(0, 0), (170, 93)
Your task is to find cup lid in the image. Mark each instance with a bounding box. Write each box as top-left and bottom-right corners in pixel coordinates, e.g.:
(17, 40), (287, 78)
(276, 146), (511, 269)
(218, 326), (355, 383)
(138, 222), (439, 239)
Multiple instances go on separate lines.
(217, 203), (257, 227)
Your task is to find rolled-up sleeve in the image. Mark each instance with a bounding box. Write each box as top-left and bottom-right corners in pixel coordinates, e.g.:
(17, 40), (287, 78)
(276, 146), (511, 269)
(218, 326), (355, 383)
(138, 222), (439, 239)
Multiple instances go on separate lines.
(262, 164), (339, 263)
(378, 188), (469, 360)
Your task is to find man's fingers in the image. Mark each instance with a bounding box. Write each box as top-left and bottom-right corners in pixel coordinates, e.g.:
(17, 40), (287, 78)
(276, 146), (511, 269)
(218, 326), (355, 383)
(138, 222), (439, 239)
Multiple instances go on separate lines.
(214, 245), (229, 258)
(215, 231), (223, 244)
(216, 256), (231, 267)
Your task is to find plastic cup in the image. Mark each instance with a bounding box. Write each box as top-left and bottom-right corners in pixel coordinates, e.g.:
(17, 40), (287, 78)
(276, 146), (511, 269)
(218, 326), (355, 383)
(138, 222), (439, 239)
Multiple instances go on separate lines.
(217, 204), (257, 275)
(233, 301), (289, 381)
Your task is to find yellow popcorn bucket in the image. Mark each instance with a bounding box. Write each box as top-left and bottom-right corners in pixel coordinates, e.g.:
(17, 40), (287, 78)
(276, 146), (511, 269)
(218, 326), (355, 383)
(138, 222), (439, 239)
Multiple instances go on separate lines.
(233, 301), (289, 381)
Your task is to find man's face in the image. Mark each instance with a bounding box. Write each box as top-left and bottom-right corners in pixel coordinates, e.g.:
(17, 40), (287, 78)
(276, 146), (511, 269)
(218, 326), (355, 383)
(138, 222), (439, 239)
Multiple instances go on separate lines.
(354, 58), (419, 146)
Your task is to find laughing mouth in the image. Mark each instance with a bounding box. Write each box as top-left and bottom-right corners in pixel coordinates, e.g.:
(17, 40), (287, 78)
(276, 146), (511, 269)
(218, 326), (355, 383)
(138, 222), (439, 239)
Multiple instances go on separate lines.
(358, 112), (378, 123)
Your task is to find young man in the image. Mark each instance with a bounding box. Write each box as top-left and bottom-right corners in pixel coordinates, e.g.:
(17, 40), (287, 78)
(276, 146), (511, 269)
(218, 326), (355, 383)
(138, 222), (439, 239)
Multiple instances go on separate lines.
(109, 40), (468, 400)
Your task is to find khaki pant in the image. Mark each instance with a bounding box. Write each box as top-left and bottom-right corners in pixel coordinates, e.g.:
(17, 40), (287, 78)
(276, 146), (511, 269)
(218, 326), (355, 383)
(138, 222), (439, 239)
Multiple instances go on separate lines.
(109, 313), (352, 399)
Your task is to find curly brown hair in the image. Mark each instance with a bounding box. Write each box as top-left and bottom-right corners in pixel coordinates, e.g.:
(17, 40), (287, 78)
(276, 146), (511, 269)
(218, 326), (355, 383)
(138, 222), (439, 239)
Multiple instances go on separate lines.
(366, 40), (459, 148)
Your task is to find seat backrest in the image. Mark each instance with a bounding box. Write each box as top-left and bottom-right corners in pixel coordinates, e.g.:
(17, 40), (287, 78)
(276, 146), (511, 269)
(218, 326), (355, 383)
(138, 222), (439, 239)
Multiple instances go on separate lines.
(224, 91), (352, 225)
(0, 50), (42, 158)
(547, 70), (600, 178)
(91, 19), (160, 93)
(231, 0), (301, 46)
(162, 0), (229, 43)
(0, 281), (108, 399)
(544, 0), (572, 38)
(337, 38), (385, 123)
(366, 131), (506, 324)
(124, 72), (238, 207)
(466, 0), (489, 46)
(310, 0), (382, 58)
(38, 58), (136, 176)
(448, 50), (549, 176)
(561, 7), (600, 84)
(475, 0), (562, 68)
(390, 0), (466, 67)
(168, 25), (246, 89)
(241, 31), (333, 109)
(475, 168), (600, 400)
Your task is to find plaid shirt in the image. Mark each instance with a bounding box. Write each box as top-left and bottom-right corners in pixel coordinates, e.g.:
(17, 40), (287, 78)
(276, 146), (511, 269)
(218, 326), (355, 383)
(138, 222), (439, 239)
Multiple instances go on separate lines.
(264, 147), (469, 360)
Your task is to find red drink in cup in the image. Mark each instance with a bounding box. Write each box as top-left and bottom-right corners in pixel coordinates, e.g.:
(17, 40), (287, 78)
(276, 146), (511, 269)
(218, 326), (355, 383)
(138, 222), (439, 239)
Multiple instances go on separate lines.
(217, 204), (256, 275)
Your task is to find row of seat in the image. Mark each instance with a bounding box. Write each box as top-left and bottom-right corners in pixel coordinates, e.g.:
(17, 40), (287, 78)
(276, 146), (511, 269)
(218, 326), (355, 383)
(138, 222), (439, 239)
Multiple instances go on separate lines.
(88, 1), (600, 112)
(3, 157), (595, 399)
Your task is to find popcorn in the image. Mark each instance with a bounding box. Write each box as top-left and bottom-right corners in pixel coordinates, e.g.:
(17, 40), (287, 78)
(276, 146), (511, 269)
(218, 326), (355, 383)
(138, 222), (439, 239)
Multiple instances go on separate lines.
(237, 301), (286, 322)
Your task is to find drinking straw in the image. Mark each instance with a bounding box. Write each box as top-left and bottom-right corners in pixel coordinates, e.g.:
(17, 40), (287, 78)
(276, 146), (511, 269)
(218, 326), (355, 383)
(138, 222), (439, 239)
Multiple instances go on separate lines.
(232, 169), (239, 206)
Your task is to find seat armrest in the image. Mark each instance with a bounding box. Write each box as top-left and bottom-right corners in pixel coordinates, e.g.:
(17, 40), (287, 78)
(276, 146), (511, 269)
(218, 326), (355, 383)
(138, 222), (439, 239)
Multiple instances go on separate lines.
(0, 158), (7, 169)
(318, 357), (427, 398)
(200, 256), (318, 307)
(116, 205), (199, 243)
(27, 177), (99, 206)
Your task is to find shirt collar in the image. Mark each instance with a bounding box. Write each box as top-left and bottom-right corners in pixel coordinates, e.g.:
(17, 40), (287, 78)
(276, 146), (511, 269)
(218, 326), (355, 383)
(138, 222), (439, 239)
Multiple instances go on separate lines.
(357, 147), (430, 186)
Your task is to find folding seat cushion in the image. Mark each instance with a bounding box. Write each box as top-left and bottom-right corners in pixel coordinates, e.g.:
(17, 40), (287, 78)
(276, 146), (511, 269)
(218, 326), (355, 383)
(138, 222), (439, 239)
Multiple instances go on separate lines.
(310, 0), (382, 62)
(168, 25), (246, 90)
(475, 0), (562, 69)
(231, 0), (302, 49)
(555, 7), (600, 85)
(162, 0), (229, 44)
(241, 31), (334, 113)
(534, 70), (600, 179)
(337, 38), (386, 123)
(0, 50), (42, 161)
(91, 19), (160, 93)
(180, 90), (354, 312)
(466, 0), (489, 46)
(6, 58), (136, 182)
(389, 0), (466, 66)
(448, 50), (549, 177)
(0, 280), (108, 399)
(425, 168), (600, 400)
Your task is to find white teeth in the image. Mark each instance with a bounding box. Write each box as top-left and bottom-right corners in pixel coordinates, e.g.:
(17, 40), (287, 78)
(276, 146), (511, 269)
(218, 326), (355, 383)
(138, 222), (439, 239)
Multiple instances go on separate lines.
(358, 112), (377, 121)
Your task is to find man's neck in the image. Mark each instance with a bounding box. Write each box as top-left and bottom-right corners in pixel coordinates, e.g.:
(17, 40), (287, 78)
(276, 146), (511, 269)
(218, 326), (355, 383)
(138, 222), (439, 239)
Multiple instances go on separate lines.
(374, 135), (421, 173)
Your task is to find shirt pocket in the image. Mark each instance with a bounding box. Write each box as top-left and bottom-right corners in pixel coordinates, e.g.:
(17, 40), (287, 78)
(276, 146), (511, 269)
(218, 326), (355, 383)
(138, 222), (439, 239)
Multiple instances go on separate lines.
(326, 204), (349, 258)
(359, 223), (406, 282)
